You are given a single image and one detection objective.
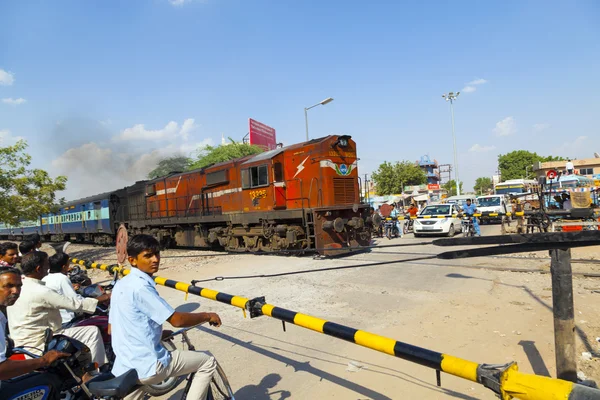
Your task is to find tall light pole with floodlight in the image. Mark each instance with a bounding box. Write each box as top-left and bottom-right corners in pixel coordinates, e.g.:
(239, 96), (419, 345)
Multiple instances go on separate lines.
(304, 97), (334, 141)
(442, 91), (461, 195)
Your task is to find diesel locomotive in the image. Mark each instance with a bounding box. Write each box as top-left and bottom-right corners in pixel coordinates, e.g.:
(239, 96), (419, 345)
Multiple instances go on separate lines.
(0, 135), (375, 255)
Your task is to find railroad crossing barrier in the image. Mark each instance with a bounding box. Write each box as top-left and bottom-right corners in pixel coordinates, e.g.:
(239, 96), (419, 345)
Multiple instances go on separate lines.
(71, 256), (600, 400)
(387, 211), (526, 220)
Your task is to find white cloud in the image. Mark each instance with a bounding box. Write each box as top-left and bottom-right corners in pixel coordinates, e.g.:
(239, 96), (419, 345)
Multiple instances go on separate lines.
(533, 123), (550, 132)
(2, 98), (26, 105)
(493, 116), (517, 136)
(0, 69), (15, 86)
(114, 118), (198, 142)
(469, 144), (496, 152)
(461, 78), (488, 94)
(0, 129), (24, 145)
(467, 78), (488, 85)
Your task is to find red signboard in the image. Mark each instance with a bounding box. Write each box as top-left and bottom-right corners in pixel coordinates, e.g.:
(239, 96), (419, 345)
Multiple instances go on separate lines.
(427, 184), (440, 190)
(249, 118), (277, 150)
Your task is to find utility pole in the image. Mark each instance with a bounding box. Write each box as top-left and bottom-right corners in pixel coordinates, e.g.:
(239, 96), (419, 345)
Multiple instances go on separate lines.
(442, 92), (461, 195)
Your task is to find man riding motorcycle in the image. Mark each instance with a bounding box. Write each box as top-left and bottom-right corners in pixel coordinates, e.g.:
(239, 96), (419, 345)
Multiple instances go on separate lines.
(43, 252), (110, 326)
(7, 252), (108, 369)
(460, 199), (481, 236)
(110, 234), (223, 400)
(388, 204), (403, 238)
(0, 266), (69, 394)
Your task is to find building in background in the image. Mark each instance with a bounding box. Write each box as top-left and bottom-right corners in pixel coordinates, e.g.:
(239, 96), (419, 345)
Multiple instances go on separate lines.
(417, 155), (441, 185)
(533, 156), (600, 182)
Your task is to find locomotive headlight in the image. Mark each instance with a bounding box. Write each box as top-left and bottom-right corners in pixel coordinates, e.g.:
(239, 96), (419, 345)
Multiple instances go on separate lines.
(333, 135), (351, 148)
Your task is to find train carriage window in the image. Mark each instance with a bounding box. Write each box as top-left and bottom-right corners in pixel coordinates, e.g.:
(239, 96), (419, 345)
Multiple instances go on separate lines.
(273, 162), (283, 182)
(88, 211), (91, 219)
(241, 169), (250, 189)
(243, 164), (269, 189)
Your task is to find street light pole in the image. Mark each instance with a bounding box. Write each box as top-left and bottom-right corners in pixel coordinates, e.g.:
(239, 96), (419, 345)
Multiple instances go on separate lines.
(304, 97), (334, 141)
(442, 92), (460, 196)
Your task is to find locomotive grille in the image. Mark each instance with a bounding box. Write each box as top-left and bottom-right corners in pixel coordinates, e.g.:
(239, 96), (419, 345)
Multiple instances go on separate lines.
(333, 178), (356, 204)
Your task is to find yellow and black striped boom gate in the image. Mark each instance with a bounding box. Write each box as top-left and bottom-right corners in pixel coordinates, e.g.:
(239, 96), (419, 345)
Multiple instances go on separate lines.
(71, 257), (600, 400)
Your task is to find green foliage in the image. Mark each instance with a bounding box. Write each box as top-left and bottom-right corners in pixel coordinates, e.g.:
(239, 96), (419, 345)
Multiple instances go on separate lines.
(0, 140), (67, 226)
(443, 180), (463, 197)
(474, 177), (493, 194)
(498, 150), (566, 181)
(148, 156), (192, 179)
(371, 161), (427, 195)
(188, 139), (264, 170)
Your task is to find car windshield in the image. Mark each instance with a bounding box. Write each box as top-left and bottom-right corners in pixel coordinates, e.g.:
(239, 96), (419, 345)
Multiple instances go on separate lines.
(478, 197), (501, 207)
(420, 205), (451, 215)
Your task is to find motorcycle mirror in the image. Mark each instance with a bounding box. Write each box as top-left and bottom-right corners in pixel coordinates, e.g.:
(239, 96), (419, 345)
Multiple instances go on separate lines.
(43, 328), (53, 352)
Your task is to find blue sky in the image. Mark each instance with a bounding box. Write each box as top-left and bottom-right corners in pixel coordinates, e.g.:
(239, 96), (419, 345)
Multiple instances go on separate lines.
(1, 0), (599, 199)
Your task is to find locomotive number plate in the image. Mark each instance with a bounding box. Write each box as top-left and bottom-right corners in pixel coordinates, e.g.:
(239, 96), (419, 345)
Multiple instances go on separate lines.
(249, 190), (267, 200)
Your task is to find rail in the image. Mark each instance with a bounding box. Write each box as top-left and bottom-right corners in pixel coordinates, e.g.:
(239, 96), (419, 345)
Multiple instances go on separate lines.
(71, 257), (600, 400)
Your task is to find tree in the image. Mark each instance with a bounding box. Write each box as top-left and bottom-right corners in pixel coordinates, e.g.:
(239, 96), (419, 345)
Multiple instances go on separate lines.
(443, 180), (463, 197)
(148, 156), (192, 179)
(474, 177), (493, 194)
(188, 139), (264, 170)
(498, 150), (566, 181)
(371, 161), (427, 195)
(0, 140), (67, 226)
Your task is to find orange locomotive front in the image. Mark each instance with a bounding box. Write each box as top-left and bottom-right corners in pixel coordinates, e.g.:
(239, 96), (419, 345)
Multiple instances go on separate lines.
(128, 135), (374, 254)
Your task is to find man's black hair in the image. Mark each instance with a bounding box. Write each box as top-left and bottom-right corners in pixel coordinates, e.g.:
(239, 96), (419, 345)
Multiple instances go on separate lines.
(19, 240), (36, 255)
(21, 251), (49, 276)
(127, 234), (160, 259)
(0, 266), (22, 277)
(0, 242), (18, 256)
(49, 252), (70, 273)
(24, 233), (41, 244)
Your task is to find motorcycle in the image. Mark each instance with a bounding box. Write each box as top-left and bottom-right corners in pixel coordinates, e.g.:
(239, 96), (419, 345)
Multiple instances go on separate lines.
(69, 265), (92, 287)
(403, 215), (414, 234)
(384, 217), (400, 239)
(3, 331), (96, 400)
(461, 214), (476, 237)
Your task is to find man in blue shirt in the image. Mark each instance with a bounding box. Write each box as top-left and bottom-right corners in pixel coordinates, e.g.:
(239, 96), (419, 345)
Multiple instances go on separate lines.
(462, 199), (481, 236)
(389, 203), (403, 238)
(110, 235), (222, 400)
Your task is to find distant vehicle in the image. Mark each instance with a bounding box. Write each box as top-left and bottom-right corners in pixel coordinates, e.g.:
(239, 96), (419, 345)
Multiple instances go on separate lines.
(445, 195), (478, 208)
(413, 204), (463, 237)
(547, 174), (594, 189)
(476, 194), (512, 223)
(494, 179), (539, 196)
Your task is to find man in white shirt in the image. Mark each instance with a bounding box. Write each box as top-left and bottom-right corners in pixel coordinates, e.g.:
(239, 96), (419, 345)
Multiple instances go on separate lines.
(0, 266), (69, 393)
(566, 159), (574, 175)
(7, 252), (108, 367)
(43, 252), (110, 325)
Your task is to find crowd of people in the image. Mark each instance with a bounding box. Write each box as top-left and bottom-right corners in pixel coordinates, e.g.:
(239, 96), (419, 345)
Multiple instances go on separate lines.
(0, 234), (223, 399)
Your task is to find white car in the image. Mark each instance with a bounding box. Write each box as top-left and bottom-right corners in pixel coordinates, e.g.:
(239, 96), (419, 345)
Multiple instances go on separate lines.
(413, 204), (463, 237)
